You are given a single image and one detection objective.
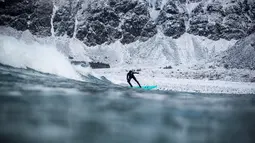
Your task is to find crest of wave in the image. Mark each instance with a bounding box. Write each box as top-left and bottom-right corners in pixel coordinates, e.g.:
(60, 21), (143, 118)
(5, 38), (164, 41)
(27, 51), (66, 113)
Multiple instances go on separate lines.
(0, 27), (82, 80)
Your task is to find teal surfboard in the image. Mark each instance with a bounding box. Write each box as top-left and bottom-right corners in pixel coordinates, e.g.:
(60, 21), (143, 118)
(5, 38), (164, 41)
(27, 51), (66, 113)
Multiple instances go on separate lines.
(133, 85), (157, 90)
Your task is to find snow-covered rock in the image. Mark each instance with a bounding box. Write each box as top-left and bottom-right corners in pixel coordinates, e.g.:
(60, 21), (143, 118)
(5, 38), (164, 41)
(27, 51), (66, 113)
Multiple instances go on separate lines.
(1, 0), (254, 46)
(0, 0), (53, 37)
(188, 0), (255, 40)
(0, 0), (254, 72)
(75, 0), (157, 46)
(220, 33), (255, 70)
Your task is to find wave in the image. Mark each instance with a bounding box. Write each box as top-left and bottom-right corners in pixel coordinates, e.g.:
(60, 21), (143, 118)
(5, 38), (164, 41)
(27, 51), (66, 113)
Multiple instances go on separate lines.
(0, 31), (83, 80)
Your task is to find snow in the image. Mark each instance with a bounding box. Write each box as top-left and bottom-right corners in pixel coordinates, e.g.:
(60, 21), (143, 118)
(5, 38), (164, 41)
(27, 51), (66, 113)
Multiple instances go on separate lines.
(80, 32), (236, 68)
(149, 9), (160, 21)
(161, 0), (168, 9)
(51, 5), (58, 37)
(146, 0), (160, 20)
(146, 0), (201, 17)
(186, 1), (200, 15)
(220, 33), (255, 70)
(73, 16), (78, 38)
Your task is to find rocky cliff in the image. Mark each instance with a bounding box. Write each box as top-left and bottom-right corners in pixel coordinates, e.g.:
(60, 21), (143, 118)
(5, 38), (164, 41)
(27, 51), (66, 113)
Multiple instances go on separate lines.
(220, 33), (255, 70)
(1, 0), (255, 46)
(0, 0), (53, 37)
(187, 0), (255, 40)
(74, 0), (157, 46)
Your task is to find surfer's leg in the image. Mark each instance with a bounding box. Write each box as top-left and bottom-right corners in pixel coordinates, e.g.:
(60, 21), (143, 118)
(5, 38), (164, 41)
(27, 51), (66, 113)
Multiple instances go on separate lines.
(128, 79), (133, 87)
(133, 77), (141, 88)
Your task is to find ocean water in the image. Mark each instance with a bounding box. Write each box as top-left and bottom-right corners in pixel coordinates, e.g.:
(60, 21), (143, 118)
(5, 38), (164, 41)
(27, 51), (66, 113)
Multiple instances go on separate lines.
(0, 64), (255, 143)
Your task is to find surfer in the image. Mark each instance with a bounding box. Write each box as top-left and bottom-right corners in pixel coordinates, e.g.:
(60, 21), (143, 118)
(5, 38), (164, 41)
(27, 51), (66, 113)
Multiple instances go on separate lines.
(127, 70), (141, 88)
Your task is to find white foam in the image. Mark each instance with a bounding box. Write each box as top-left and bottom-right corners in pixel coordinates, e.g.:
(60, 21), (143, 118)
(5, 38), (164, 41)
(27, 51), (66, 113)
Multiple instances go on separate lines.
(68, 38), (91, 62)
(0, 34), (81, 80)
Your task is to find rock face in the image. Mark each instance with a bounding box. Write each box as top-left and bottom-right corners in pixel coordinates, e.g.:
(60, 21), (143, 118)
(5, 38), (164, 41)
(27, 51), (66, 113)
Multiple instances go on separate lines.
(75, 0), (157, 46)
(220, 33), (255, 70)
(0, 0), (255, 46)
(188, 0), (255, 40)
(156, 0), (187, 38)
(0, 0), (53, 37)
(53, 0), (82, 38)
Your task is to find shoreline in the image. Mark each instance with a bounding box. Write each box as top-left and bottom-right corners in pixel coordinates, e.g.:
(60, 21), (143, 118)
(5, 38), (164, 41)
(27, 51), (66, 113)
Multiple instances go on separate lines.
(92, 68), (255, 94)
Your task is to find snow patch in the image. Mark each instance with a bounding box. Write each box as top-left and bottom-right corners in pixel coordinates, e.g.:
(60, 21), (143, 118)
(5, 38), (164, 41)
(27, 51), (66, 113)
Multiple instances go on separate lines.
(83, 32), (236, 68)
(146, 0), (160, 20)
(51, 4), (58, 37)
(186, 2), (200, 14)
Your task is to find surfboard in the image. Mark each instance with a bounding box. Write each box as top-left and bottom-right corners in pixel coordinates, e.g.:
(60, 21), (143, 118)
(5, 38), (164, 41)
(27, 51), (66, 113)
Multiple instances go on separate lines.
(133, 85), (157, 90)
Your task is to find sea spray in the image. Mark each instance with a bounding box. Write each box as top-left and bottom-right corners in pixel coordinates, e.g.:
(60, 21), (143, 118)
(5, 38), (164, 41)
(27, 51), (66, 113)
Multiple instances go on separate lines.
(0, 34), (81, 80)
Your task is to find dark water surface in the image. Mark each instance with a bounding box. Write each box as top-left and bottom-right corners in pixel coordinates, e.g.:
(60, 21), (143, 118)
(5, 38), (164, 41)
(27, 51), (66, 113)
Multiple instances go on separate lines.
(0, 64), (255, 143)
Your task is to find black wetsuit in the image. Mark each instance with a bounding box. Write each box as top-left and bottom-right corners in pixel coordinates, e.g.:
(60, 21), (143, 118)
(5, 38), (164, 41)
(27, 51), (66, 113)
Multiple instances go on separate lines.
(127, 70), (141, 88)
